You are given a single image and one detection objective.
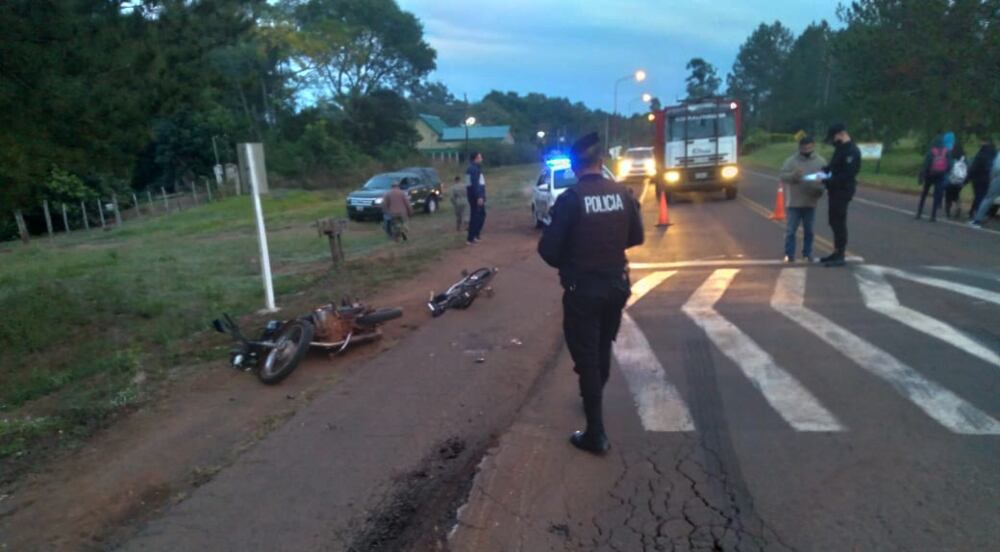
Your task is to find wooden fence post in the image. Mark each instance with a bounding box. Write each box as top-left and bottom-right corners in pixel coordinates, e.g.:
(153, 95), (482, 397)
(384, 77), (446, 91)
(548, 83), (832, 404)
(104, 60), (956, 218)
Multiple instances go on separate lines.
(61, 203), (70, 232)
(191, 182), (199, 205)
(316, 218), (348, 268)
(147, 190), (154, 214)
(132, 193), (141, 218)
(42, 200), (54, 237)
(112, 194), (123, 226)
(204, 177), (214, 202)
(161, 187), (168, 212)
(97, 199), (106, 228)
(14, 210), (29, 243)
(80, 201), (90, 230)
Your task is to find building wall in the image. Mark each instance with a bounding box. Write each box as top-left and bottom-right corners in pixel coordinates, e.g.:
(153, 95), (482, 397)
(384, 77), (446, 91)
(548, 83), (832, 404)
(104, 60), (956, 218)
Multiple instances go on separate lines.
(415, 120), (444, 150)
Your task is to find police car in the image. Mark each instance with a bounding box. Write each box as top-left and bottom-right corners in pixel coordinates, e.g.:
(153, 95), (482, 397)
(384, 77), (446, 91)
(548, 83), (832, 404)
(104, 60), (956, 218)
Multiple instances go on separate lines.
(531, 156), (618, 227)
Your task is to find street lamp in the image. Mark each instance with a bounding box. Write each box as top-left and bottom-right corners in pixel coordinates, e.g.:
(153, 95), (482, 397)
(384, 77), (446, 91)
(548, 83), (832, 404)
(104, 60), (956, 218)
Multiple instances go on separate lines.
(642, 93), (653, 103)
(464, 116), (477, 161)
(607, 69), (647, 152)
(536, 130), (546, 139)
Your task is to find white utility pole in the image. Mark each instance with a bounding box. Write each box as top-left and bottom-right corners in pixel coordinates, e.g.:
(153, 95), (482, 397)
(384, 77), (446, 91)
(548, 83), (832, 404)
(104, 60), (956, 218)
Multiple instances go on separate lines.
(245, 143), (277, 312)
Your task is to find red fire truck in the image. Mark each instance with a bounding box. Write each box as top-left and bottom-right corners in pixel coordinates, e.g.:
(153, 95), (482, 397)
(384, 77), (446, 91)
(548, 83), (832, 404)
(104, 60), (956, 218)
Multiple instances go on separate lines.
(652, 98), (742, 200)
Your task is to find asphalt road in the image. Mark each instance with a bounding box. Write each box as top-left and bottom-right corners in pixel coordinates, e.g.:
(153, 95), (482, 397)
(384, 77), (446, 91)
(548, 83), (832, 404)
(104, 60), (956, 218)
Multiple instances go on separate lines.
(451, 170), (1000, 551)
(116, 168), (1000, 552)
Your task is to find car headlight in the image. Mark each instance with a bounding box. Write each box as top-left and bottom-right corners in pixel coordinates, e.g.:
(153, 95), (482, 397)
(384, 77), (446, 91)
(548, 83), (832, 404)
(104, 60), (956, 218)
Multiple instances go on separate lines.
(374, 197), (384, 205)
(665, 170), (681, 184)
(721, 166), (739, 179)
(644, 159), (656, 176)
(618, 159), (632, 176)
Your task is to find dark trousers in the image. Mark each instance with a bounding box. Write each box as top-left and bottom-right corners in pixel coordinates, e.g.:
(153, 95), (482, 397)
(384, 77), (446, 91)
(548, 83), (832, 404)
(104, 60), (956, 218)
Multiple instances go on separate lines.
(971, 181), (989, 218)
(467, 204), (486, 242)
(917, 175), (946, 219)
(828, 193), (852, 255)
(562, 287), (628, 401)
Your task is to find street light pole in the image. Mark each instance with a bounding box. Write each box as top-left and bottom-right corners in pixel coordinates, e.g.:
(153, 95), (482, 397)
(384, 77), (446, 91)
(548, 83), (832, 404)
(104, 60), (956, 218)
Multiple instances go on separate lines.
(464, 116), (476, 163)
(606, 70), (646, 153)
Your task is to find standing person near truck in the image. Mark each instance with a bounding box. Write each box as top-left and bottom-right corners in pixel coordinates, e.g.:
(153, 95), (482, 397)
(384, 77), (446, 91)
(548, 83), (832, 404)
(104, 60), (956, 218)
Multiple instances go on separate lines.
(779, 135), (826, 263)
(820, 123), (861, 267)
(970, 150), (1000, 228)
(381, 180), (413, 242)
(450, 175), (467, 232)
(466, 152), (487, 245)
(538, 132), (644, 455)
(967, 138), (997, 219)
(916, 135), (952, 222)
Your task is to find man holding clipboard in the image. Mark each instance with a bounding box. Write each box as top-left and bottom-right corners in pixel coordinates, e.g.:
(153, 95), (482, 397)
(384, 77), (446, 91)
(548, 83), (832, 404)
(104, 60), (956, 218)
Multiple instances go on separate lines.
(779, 135), (827, 263)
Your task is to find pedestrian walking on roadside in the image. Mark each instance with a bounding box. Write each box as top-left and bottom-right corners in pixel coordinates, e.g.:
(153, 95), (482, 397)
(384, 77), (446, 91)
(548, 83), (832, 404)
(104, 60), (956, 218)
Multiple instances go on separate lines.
(779, 135), (826, 263)
(820, 123), (861, 267)
(916, 135), (952, 222)
(449, 175), (467, 232)
(970, 150), (1000, 228)
(538, 132), (644, 455)
(466, 152), (487, 245)
(967, 138), (997, 219)
(381, 179), (413, 242)
(944, 138), (968, 219)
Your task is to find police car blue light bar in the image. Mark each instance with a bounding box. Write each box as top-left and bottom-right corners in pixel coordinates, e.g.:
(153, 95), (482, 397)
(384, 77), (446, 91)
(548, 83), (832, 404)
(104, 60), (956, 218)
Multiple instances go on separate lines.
(545, 157), (571, 170)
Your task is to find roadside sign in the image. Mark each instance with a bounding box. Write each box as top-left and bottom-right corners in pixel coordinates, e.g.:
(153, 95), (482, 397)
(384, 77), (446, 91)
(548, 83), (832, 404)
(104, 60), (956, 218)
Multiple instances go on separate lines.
(859, 143), (884, 160)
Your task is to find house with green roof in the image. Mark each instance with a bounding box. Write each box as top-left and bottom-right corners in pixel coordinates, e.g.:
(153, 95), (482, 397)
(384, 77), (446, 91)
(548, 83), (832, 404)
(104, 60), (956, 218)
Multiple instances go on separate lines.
(414, 114), (514, 161)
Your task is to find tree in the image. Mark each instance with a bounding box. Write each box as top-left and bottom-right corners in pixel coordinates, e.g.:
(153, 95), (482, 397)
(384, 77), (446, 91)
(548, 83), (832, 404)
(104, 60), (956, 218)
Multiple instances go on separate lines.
(342, 89), (419, 158)
(727, 21), (794, 128)
(291, 0), (436, 101)
(685, 58), (722, 99)
(769, 21), (844, 134)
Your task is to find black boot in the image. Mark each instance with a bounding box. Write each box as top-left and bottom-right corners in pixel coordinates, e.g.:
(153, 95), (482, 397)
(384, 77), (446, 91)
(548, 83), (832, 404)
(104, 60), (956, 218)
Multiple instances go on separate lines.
(822, 251), (846, 267)
(570, 395), (610, 455)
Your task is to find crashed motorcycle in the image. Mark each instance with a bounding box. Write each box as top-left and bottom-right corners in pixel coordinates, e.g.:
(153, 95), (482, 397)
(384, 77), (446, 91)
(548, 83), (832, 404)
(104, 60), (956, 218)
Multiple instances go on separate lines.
(212, 300), (403, 384)
(428, 267), (498, 317)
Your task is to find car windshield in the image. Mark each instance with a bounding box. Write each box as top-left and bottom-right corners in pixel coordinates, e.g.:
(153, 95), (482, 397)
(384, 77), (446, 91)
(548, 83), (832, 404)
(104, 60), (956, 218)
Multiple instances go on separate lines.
(362, 175), (395, 190)
(553, 168), (577, 189)
(667, 112), (736, 141)
(625, 149), (653, 160)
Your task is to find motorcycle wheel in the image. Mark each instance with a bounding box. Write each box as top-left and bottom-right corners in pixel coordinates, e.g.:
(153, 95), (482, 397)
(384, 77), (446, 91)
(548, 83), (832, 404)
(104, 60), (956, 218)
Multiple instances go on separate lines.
(257, 320), (314, 385)
(356, 307), (403, 326)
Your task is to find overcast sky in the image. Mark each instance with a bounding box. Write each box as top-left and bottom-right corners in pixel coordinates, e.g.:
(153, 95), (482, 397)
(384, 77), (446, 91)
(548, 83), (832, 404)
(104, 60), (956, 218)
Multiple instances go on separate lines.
(397, 0), (841, 113)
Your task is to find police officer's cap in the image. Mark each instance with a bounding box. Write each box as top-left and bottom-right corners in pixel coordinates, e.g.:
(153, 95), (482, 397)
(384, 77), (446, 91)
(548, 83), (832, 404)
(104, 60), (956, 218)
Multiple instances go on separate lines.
(570, 132), (603, 168)
(825, 123), (847, 143)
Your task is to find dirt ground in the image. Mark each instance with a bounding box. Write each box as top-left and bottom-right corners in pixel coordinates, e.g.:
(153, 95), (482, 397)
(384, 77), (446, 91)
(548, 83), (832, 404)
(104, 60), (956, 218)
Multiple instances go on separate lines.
(0, 188), (548, 551)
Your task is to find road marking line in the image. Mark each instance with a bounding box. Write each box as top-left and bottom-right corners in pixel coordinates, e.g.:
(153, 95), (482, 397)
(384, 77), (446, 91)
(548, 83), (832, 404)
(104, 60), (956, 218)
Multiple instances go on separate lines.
(855, 267), (1000, 368)
(745, 168), (1000, 236)
(627, 270), (676, 308)
(682, 269), (842, 431)
(926, 266), (1000, 284)
(630, 257), (863, 270)
(772, 268), (1000, 434)
(615, 312), (696, 432)
(866, 265), (1000, 306)
(736, 195), (841, 254)
(639, 181), (651, 206)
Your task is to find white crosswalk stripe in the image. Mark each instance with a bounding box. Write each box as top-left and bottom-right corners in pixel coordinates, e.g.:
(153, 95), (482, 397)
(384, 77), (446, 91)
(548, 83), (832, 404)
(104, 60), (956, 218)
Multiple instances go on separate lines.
(682, 269), (842, 431)
(772, 268), (1000, 435)
(615, 264), (1000, 435)
(855, 267), (1000, 369)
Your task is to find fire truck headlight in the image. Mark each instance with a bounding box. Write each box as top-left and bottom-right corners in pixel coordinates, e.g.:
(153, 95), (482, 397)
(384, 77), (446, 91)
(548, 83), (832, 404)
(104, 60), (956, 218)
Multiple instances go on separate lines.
(644, 159), (656, 176)
(721, 166), (739, 179)
(665, 170), (681, 184)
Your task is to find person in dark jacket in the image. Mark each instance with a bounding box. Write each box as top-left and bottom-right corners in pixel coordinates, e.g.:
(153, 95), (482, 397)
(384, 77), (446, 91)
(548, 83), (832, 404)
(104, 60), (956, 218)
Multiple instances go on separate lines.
(916, 135), (952, 222)
(967, 138), (997, 218)
(538, 132), (644, 455)
(944, 140), (966, 219)
(465, 152), (486, 245)
(820, 123), (861, 267)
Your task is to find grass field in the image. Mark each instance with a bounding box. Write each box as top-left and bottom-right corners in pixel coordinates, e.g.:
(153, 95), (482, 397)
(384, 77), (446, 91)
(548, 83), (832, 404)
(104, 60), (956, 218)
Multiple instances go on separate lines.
(743, 140), (926, 194)
(0, 164), (539, 466)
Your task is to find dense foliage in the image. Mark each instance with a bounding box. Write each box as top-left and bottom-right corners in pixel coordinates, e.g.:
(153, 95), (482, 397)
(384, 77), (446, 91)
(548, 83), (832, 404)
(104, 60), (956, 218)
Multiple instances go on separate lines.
(720, 1), (1000, 143)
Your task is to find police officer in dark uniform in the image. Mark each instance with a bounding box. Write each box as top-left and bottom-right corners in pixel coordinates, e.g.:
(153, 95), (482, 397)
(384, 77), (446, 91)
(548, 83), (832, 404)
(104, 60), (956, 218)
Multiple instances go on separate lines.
(821, 123), (862, 267)
(538, 132), (644, 455)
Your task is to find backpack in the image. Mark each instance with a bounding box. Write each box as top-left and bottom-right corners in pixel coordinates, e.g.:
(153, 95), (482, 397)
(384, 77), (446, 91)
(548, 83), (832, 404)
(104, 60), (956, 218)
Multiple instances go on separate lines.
(949, 157), (967, 186)
(929, 147), (949, 175)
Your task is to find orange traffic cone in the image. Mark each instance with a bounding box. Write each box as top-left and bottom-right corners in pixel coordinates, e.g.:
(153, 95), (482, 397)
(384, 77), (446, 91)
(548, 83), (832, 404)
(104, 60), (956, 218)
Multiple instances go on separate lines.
(656, 189), (671, 227)
(770, 181), (787, 221)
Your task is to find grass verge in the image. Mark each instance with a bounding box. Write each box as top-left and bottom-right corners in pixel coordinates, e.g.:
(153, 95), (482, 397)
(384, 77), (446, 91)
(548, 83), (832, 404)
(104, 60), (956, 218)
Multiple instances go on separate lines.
(0, 164), (540, 480)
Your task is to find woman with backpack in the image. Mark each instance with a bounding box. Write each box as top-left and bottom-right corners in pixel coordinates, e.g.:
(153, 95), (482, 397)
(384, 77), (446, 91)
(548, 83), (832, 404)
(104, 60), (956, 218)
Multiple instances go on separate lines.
(916, 135), (952, 222)
(944, 141), (967, 219)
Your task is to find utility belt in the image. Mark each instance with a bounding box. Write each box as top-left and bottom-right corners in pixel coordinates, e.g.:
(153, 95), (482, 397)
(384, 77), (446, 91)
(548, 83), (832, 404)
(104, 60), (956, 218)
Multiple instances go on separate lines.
(560, 268), (631, 297)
